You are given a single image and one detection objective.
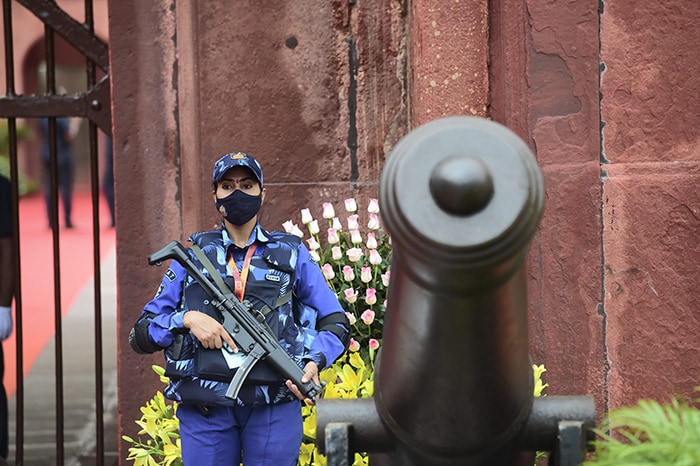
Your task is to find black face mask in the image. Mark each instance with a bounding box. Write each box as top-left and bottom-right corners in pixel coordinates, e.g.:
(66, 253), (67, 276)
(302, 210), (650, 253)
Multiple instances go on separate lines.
(215, 190), (263, 226)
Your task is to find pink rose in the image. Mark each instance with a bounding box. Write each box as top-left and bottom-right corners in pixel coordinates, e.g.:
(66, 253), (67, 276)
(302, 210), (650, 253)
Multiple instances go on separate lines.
(350, 229), (363, 244)
(360, 266), (372, 283)
(290, 224), (304, 238)
(308, 219), (320, 235)
(322, 202), (336, 219)
(300, 208), (313, 225)
(365, 232), (378, 249)
(346, 247), (363, 262)
(361, 309), (375, 325)
(345, 198), (358, 213)
(282, 220), (295, 233)
(365, 288), (377, 305)
(369, 339), (380, 350)
(321, 263), (335, 280)
(342, 265), (355, 282)
(369, 249), (382, 265)
(367, 198), (380, 214)
(381, 271), (391, 287)
(327, 228), (340, 245)
(347, 214), (359, 231)
(306, 237), (320, 251)
(345, 312), (357, 325)
(344, 288), (358, 304)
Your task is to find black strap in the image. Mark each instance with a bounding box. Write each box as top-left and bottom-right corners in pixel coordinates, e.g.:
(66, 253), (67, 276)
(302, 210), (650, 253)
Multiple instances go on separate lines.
(258, 292), (293, 316)
(317, 312), (351, 343)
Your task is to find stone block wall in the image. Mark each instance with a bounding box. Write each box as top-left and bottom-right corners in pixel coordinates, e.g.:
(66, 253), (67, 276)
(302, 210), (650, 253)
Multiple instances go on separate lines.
(108, 0), (700, 457)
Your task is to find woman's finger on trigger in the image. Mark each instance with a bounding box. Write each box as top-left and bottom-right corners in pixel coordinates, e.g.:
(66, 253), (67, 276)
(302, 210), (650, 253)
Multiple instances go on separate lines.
(222, 331), (238, 352)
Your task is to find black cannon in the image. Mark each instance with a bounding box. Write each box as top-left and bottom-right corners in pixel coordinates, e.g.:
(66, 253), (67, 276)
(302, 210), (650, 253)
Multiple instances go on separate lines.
(316, 117), (595, 465)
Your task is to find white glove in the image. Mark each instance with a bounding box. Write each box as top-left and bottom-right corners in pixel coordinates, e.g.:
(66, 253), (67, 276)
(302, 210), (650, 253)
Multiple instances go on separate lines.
(0, 306), (13, 340)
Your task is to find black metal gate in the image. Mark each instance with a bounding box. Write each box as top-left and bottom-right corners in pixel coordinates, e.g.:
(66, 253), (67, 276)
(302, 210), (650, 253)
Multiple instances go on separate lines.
(0, 0), (113, 464)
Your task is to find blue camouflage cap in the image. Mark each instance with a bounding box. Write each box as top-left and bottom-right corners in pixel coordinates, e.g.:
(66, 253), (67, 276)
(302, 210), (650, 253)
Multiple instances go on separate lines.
(212, 152), (264, 187)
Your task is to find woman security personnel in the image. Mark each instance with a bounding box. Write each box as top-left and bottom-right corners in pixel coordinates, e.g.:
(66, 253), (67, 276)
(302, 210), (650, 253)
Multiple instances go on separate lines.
(130, 152), (350, 465)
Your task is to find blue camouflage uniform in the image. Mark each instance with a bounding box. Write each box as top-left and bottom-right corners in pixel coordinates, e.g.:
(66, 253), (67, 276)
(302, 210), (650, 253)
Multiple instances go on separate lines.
(143, 223), (348, 406)
(132, 150), (349, 465)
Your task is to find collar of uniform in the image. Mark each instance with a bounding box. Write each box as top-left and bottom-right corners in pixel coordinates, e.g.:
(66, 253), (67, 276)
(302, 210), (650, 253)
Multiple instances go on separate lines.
(220, 222), (272, 250)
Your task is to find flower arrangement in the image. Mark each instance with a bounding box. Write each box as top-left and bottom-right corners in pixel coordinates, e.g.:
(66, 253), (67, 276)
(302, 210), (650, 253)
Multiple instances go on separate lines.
(122, 365), (183, 466)
(283, 197), (389, 465)
(123, 197), (550, 466)
(282, 197), (391, 364)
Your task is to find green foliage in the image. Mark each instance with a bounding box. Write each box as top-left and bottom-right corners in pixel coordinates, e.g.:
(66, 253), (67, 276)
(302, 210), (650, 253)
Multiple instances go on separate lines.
(0, 119), (37, 195)
(585, 389), (700, 465)
(0, 119), (33, 153)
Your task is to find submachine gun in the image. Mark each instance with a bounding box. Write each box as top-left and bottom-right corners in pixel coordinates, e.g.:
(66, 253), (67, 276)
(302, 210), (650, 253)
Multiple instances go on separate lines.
(316, 116), (596, 465)
(148, 240), (324, 401)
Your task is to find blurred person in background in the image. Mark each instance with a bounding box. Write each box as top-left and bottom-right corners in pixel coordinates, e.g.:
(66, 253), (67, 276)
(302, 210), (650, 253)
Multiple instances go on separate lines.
(38, 86), (81, 229)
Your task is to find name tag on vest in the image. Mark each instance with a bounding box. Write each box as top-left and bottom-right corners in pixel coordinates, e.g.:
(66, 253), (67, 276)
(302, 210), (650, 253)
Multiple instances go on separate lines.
(265, 273), (281, 282)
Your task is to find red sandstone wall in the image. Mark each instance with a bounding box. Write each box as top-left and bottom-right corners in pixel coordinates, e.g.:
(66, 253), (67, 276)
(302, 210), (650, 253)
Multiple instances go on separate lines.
(600, 1), (700, 410)
(487, 0), (700, 418)
(489, 0), (608, 416)
(108, 0), (700, 460)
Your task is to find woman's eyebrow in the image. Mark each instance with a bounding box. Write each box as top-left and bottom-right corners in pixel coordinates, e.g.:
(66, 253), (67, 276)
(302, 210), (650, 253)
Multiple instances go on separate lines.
(220, 176), (255, 182)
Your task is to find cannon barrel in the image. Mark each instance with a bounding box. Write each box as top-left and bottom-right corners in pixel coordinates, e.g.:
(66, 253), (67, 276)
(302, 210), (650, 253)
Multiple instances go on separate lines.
(316, 116), (595, 465)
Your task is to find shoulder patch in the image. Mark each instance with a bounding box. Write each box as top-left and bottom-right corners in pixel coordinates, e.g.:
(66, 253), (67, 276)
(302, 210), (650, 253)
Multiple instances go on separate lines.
(165, 269), (177, 282)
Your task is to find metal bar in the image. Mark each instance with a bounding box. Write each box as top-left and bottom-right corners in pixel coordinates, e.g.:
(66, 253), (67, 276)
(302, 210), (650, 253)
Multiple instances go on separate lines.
(1, 2), (24, 464)
(0, 95), (86, 116)
(515, 396), (596, 451)
(7, 124), (25, 466)
(2, 0), (16, 96)
(43, 22), (66, 464)
(14, 0), (109, 70)
(0, 77), (112, 134)
(89, 122), (105, 465)
(551, 421), (586, 466)
(84, 0), (105, 462)
(325, 423), (352, 466)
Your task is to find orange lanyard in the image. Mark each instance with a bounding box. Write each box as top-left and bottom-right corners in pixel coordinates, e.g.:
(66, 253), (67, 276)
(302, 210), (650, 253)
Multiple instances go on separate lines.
(227, 245), (257, 301)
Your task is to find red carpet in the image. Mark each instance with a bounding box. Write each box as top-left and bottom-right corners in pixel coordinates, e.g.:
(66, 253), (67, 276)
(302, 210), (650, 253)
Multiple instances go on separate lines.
(3, 190), (116, 398)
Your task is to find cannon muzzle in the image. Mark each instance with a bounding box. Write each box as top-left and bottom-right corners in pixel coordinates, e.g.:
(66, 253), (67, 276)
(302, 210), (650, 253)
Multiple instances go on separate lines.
(316, 117), (595, 465)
